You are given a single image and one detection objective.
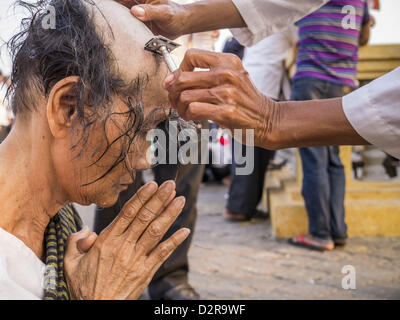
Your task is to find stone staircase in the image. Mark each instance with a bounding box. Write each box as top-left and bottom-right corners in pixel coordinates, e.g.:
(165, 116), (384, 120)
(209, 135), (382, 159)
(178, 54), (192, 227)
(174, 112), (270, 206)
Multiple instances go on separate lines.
(266, 147), (400, 238)
(268, 44), (400, 238)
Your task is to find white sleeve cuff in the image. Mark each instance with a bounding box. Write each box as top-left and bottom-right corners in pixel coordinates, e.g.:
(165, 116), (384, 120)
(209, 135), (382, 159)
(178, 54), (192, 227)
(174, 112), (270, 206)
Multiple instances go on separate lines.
(231, 0), (327, 47)
(342, 68), (400, 159)
(231, 0), (272, 47)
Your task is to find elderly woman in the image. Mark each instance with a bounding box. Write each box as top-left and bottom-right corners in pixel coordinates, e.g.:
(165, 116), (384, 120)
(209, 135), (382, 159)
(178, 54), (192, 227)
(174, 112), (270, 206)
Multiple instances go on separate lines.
(0, 0), (190, 299)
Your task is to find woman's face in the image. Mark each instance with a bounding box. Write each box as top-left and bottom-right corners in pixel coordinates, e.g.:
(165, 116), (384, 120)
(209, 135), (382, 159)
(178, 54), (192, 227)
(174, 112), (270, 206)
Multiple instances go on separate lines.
(50, 0), (172, 207)
(54, 78), (169, 208)
(58, 101), (163, 208)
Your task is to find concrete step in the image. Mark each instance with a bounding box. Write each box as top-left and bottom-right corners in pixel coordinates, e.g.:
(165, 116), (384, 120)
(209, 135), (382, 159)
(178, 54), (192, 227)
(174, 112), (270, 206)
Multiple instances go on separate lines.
(266, 146), (400, 238)
(269, 188), (400, 238)
(285, 186), (400, 202)
(268, 170), (400, 202)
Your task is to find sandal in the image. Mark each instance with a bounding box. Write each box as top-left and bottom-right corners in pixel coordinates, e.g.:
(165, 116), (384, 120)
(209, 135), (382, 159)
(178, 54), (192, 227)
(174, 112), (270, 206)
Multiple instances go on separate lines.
(289, 234), (334, 251)
(333, 237), (347, 246)
(162, 283), (201, 300)
(223, 209), (249, 222)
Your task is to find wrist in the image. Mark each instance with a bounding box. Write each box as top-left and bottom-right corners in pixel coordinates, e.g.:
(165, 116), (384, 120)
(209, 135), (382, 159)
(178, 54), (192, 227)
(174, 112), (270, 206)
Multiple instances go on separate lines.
(257, 96), (284, 150)
(179, 4), (194, 36)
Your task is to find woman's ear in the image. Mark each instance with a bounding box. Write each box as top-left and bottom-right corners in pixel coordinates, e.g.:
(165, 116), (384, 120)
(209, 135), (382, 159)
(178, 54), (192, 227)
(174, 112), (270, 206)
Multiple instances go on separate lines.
(47, 76), (80, 139)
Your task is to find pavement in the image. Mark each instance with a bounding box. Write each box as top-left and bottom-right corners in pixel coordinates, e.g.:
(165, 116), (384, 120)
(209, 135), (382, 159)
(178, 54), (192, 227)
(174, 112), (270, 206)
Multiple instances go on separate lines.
(77, 181), (400, 300)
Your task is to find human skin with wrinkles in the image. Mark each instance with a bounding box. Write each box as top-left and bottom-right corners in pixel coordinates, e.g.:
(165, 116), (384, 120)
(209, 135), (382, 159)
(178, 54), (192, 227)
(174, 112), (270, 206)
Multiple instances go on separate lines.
(0, 0), (190, 300)
(116, 0), (370, 149)
(164, 49), (369, 149)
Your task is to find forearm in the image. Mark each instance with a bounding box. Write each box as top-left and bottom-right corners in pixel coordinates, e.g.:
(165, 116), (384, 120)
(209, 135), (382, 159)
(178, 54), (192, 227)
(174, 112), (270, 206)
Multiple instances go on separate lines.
(268, 98), (369, 149)
(166, 49), (368, 150)
(182, 0), (246, 35)
(359, 24), (370, 46)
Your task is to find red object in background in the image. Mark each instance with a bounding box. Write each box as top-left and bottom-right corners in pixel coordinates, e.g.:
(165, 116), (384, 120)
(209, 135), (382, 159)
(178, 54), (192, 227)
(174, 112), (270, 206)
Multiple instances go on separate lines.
(219, 136), (229, 146)
(368, 0), (380, 10)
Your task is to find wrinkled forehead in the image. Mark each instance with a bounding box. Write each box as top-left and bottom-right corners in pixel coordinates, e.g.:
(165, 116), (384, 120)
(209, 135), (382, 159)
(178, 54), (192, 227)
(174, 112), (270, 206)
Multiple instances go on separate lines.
(88, 0), (159, 81)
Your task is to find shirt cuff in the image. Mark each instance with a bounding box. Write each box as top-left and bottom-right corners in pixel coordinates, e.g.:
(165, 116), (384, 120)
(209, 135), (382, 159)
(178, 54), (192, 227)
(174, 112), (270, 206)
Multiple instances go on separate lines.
(230, 0), (272, 47)
(231, 0), (328, 47)
(342, 68), (400, 159)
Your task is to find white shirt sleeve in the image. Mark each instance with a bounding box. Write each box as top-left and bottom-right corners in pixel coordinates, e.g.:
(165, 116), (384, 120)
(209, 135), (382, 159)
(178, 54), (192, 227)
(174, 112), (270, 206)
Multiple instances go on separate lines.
(342, 67), (400, 159)
(242, 26), (297, 99)
(230, 0), (328, 46)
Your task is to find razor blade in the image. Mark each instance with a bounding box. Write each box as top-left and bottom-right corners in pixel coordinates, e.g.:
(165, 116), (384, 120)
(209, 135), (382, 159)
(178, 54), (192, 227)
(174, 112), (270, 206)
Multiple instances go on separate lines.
(144, 36), (181, 72)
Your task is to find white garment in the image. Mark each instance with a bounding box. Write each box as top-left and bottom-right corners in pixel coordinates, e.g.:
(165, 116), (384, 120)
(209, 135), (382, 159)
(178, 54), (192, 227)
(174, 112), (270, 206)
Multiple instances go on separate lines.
(0, 228), (44, 300)
(343, 67), (400, 159)
(231, 0), (328, 46)
(242, 25), (298, 100)
(0, 84), (10, 126)
(231, 0), (400, 158)
(0, 105), (9, 126)
(191, 31), (216, 51)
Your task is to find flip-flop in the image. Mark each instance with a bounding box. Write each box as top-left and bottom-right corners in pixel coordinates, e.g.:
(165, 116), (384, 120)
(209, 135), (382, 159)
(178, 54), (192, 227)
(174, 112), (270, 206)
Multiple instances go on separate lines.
(162, 283), (201, 300)
(289, 234), (334, 251)
(333, 237), (347, 246)
(223, 209), (249, 222)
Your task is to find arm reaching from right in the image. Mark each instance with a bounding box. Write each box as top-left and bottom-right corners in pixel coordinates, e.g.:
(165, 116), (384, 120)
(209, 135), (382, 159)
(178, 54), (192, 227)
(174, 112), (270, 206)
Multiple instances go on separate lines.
(115, 0), (328, 46)
(164, 49), (369, 150)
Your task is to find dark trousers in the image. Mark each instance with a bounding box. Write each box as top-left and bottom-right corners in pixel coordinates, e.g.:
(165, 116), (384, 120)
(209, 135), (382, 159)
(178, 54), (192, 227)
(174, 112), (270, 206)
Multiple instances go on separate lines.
(290, 78), (348, 240)
(227, 143), (275, 218)
(94, 162), (204, 299)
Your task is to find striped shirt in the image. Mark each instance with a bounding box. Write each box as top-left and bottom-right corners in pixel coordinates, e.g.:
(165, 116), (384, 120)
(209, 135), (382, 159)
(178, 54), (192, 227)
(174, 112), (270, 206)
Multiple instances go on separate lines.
(294, 0), (370, 87)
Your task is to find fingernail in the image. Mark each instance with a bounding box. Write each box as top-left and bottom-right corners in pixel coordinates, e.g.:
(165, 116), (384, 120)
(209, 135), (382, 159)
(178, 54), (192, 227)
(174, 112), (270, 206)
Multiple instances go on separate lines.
(131, 6), (145, 18)
(167, 190), (177, 202)
(145, 181), (158, 193)
(174, 196), (186, 209)
(164, 73), (175, 88)
(162, 180), (176, 193)
(182, 228), (191, 236)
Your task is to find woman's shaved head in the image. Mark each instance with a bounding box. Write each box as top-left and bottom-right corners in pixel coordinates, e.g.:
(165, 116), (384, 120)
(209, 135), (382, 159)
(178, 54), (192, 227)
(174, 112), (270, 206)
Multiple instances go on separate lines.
(4, 0), (173, 205)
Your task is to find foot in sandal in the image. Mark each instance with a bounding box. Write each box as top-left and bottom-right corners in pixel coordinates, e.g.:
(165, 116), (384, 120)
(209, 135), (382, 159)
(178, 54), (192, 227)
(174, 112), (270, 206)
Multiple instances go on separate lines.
(223, 208), (249, 222)
(289, 234), (335, 251)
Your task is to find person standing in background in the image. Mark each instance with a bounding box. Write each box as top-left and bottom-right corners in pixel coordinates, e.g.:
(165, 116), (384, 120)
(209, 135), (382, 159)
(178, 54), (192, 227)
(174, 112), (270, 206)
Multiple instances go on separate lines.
(222, 37), (245, 60)
(289, 0), (372, 251)
(223, 27), (298, 221)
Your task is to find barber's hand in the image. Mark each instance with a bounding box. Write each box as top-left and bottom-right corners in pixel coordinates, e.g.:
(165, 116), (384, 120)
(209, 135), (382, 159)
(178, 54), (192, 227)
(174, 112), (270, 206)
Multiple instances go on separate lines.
(114, 0), (188, 39)
(164, 49), (280, 149)
(64, 181), (189, 300)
